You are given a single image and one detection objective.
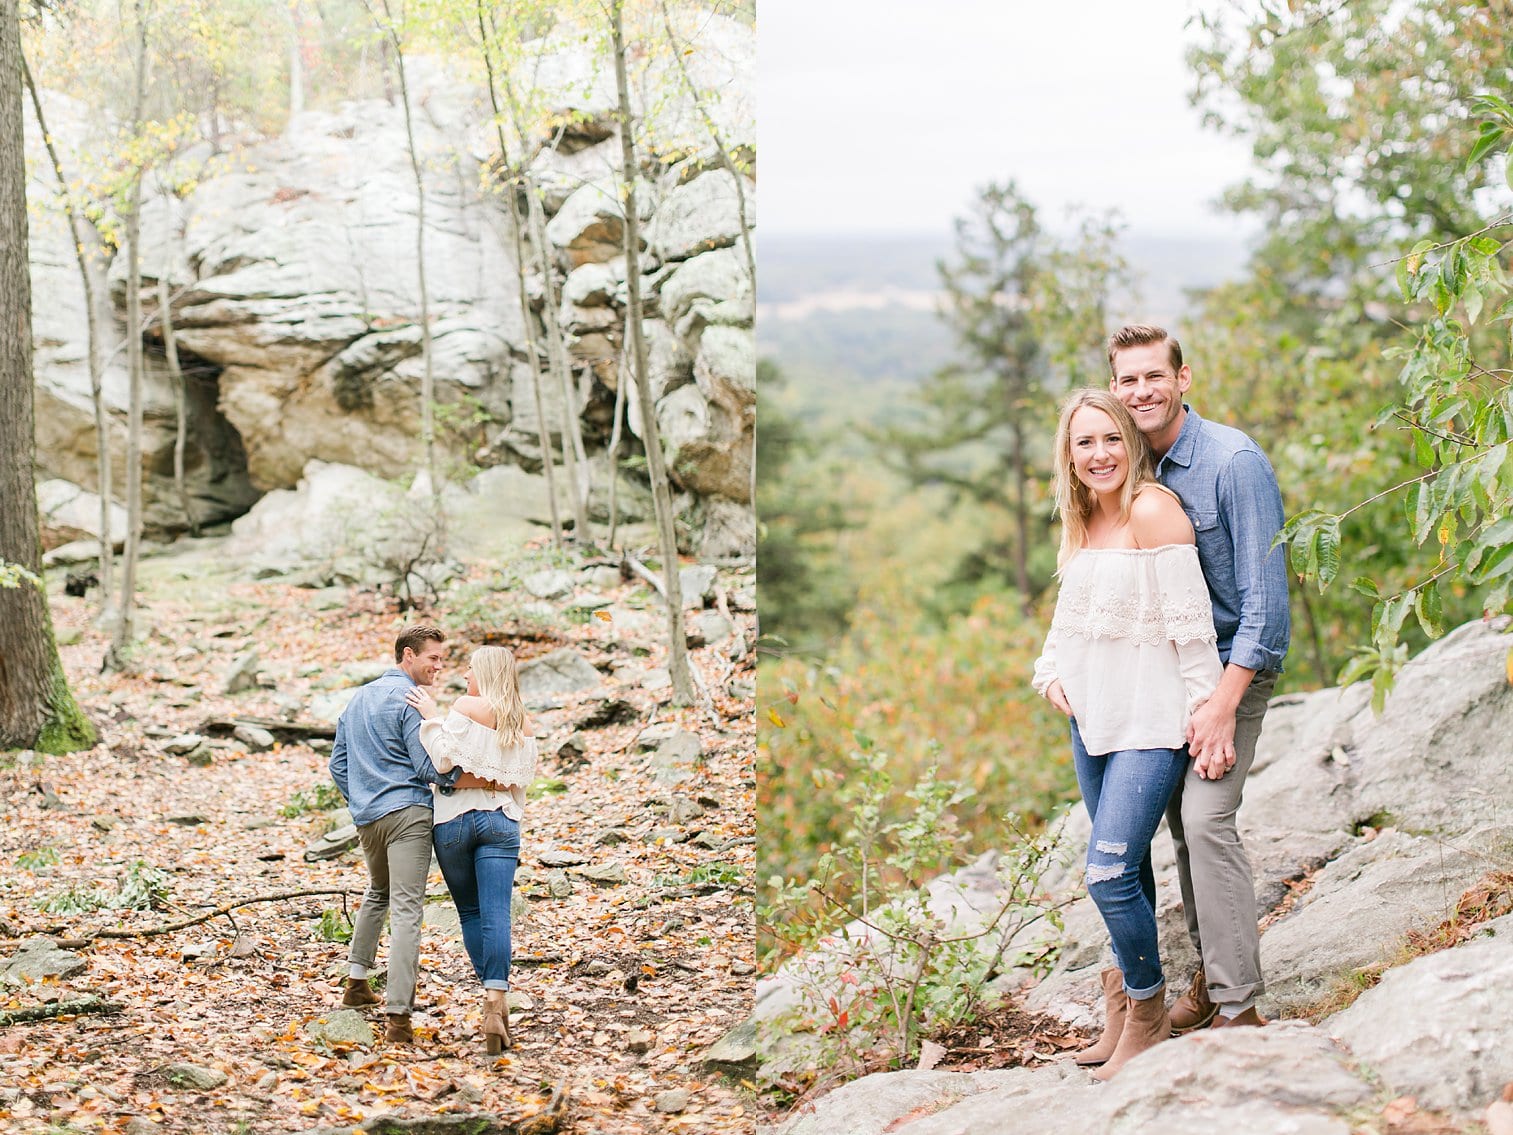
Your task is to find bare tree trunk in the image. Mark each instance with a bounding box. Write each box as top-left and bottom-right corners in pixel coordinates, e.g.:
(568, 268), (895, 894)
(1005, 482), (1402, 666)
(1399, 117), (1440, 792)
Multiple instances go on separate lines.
(377, 0), (443, 547)
(108, 0), (150, 671)
(475, 3), (561, 547)
(287, 0), (305, 121)
(606, 335), (629, 550)
(20, 51), (115, 622)
(522, 175), (591, 541)
(158, 272), (197, 536)
(497, 71), (593, 541)
(0, 0), (96, 752)
(611, 0), (693, 705)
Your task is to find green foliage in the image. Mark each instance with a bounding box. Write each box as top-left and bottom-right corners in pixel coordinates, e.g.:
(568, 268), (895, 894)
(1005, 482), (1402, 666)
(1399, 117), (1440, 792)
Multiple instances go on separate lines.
(16, 847), (61, 871)
(1184, 0), (1511, 692)
(686, 861), (743, 889)
(319, 908), (354, 944)
(881, 181), (1129, 601)
(1276, 102), (1513, 707)
(755, 359), (857, 653)
(759, 737), (1070, 1092)
(759, 590), (1077, 954)
(37, 884), (108, 916)
(115, 860), (170, 911)
(279, 782), (346, 818)
(529, 777), (569, 798)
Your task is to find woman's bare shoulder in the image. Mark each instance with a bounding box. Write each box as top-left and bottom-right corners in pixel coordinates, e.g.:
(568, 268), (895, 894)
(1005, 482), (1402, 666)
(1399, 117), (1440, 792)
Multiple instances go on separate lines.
(453, 695), (496, 728)
(1131, 483), (1194, 546)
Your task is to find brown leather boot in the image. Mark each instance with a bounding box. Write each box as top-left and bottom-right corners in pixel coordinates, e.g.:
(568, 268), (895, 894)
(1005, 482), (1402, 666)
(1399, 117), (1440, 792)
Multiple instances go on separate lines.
(384, 1014), (413, 1043)
(1211, 1005), (1266, 1028)
(341, 977), (380, 1008)
(1092, 983), (1168, 1081)
(1168, 969), (1217, 1034)
(1074, 967), (1128, 1067)
(482, 989), (512, 1054)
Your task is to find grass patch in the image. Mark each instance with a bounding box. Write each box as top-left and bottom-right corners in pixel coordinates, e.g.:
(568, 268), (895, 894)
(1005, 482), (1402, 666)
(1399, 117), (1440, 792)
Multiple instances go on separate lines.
(16, 847), (61, 871)
(318, 908), (353, 944)
(279, 782), (345, 818)
(37, 884), (109, 915)
(528, 778), (569, 799)
(1351, 810), (1396, 836)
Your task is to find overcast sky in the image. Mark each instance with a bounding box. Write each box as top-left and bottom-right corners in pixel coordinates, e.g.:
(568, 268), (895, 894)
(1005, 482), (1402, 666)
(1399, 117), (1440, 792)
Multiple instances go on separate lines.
(760, 0), (1261, 240)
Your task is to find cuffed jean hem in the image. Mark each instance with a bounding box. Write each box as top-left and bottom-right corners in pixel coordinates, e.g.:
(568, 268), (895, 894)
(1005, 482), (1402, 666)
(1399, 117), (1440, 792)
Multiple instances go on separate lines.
(482, 980), (508, 991)
(1126, 976), (1165, 1001)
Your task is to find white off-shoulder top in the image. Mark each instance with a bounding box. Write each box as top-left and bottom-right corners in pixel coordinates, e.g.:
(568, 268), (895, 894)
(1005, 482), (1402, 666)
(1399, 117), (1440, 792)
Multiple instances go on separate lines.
(1032, 544), (1222, 757)
(418, 710), (539, 825)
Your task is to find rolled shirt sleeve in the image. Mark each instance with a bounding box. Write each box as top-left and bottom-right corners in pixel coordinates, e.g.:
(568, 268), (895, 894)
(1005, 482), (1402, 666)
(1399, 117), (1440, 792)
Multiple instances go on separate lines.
(403, 704), (459, 787)
(1217, 449), (1291, 673)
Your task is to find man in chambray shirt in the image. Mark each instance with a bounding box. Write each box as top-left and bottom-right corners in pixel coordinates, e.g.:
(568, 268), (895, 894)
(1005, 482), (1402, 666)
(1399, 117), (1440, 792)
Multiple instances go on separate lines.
(1109, 324), (1291, 1034)
(329, 623), (459, 1041)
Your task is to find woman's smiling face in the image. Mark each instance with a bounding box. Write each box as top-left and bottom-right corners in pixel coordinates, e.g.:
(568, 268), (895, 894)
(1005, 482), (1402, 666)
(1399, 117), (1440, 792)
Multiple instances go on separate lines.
(1069, 405), (1128, 497)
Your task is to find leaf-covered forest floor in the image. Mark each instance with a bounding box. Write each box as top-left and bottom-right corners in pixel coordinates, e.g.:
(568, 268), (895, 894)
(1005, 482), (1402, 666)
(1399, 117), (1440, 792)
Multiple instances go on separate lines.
(1, 538), (757, 1134)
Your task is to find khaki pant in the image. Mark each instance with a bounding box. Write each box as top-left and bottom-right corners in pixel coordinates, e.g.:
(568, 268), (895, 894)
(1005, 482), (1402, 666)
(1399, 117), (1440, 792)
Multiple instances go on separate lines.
(348, 804), (433, 1016)
(1165, 671), (1276, 1005)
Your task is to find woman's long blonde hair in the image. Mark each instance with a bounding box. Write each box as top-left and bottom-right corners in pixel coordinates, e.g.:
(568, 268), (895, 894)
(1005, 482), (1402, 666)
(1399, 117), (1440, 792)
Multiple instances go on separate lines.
(471, 646), (527, 750)
(1053, 388), (1156, 568)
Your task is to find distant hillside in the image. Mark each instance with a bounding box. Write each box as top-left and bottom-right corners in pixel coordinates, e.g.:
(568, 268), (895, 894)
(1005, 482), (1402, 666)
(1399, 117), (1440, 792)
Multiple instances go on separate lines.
(759, 230), (1255, 429)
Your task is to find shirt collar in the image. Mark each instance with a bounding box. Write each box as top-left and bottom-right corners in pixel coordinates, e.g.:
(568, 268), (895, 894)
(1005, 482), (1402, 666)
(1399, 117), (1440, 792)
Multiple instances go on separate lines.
(1160, 405), (1201, 470)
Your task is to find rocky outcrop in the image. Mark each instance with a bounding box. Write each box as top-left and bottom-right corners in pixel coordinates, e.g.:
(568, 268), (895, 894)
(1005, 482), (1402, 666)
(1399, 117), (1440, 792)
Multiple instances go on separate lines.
(26, 15), (754, 559)
(760, 618), (1513, 1132)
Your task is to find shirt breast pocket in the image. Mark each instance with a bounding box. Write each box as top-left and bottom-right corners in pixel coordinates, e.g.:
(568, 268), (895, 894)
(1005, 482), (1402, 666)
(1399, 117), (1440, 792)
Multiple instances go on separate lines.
(1184, 509), (1233, 580)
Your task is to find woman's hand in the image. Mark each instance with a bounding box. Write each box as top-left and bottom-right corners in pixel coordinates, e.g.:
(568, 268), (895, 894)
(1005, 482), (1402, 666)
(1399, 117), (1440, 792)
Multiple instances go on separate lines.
(404, 686), (440, 720)
(1045, 680), (1073, 718)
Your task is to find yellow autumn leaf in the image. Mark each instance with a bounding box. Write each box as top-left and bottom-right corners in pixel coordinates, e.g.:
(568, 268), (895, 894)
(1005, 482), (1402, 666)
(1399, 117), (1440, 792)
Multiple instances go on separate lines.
(593, 610), (612, 621)
(766, 707), (786, 728)
(1439, 522), (1452, 546)
(1506, 646), (1513, 686)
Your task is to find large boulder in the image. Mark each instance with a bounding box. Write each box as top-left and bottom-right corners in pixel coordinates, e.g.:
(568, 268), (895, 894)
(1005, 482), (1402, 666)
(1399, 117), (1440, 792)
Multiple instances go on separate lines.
(27, 20), (755, 558)
(761, 619), (1513, 1127)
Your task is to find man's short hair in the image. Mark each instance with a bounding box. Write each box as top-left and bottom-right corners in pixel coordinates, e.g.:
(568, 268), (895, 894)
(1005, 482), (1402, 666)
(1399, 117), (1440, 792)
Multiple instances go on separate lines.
(394, 623), (445, 663)
(1107, 324), (1183, 376)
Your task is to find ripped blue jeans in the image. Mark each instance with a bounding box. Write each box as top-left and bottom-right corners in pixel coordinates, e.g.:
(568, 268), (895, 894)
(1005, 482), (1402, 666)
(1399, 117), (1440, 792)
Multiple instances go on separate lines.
(1071, 720), (1189, 999)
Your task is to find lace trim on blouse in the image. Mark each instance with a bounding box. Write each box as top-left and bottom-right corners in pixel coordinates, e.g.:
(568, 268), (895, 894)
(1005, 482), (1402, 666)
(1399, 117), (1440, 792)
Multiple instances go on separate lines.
(1051, 545), (1217, 648)
(420, 710), (538, 788)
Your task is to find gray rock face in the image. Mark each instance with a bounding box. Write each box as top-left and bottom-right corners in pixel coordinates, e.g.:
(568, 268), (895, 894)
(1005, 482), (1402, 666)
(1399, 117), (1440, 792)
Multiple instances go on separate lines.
(27, 21), (754, 558)
(161, 1063), (229, 1091)
(1, 939), (88, 981)
(305, 1010), (374, 1048)
(517, 648), (602, 702)
(1259, 828), (1493, 1016)
(1328, 913), (1513, 1112)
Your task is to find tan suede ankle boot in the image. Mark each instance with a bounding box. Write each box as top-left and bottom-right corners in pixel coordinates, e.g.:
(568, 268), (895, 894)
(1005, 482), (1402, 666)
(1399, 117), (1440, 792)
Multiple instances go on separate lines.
(1074, 967), (1128, 1067)
(1092, 982), (1168, 1081)
(482, 990), (512, 1054)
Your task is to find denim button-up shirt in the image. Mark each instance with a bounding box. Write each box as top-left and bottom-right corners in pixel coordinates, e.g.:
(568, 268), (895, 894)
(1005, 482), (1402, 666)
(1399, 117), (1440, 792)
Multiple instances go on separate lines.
(1155, 407), (1291, 673)
(329, 668), (458, 826)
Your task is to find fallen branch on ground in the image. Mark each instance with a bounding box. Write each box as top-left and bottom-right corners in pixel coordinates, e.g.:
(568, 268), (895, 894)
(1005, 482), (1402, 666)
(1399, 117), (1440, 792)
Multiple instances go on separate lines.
(82, 888), (360, 940)
(200, 715), (338, 741)
(0, 996), (123, 1026)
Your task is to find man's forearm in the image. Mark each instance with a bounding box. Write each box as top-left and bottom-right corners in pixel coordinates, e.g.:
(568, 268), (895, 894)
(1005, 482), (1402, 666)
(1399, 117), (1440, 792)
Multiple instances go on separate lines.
(1211, 662), (1257, 713)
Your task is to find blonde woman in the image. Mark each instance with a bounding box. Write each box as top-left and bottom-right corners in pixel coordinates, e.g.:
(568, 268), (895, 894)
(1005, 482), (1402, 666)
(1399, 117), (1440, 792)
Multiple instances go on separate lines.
(1032, 389), (1221, 1080)
(406, 646), (538, 1053)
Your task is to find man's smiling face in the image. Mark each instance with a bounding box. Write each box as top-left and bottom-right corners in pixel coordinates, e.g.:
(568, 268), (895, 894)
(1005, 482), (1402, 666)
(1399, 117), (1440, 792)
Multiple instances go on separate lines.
(1110, 340), (1191, 457)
